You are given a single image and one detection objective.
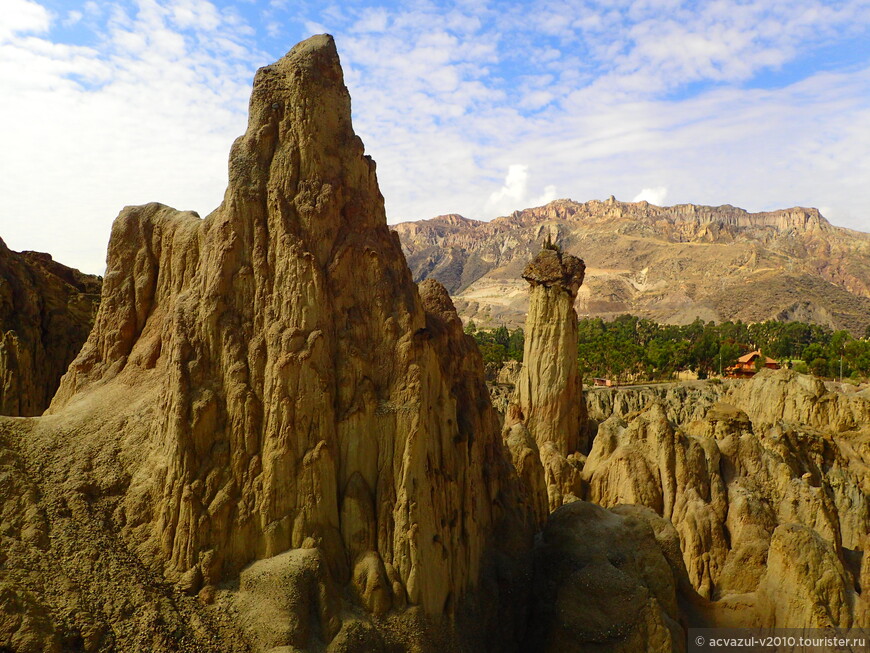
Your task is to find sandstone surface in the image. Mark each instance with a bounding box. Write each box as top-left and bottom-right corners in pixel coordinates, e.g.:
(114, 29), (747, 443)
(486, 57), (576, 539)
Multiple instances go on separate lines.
(1, 35), (531, 652)
(524, 501), (687, 653)
(0, 240), (100, 416)
(395, 199), (870, 334)
(503, 248), (587, 521)
(581, 369), (870, 628)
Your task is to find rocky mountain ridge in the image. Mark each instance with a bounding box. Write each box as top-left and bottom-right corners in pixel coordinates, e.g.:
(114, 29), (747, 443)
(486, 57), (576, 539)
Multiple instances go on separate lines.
(395, 198), (870, 333)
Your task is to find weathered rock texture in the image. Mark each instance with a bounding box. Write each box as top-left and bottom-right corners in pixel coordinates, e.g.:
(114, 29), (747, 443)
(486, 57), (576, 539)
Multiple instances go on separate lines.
(395, 198), (870, 334)
(524, 501), (691, 653)
(582, 369), (870, 629)
(503, 248), (587, 521)
(0, 240), (100, 416)
(1, 35), (531, 652)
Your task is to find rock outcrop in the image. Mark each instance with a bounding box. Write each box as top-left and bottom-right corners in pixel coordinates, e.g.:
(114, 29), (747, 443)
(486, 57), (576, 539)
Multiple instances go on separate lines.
(0, 240), (100, 416)
(1, 34), (531, 652)
(3, 30), (869, 653)
(581, 369), (870, 629)
(503, 248), (586, 521)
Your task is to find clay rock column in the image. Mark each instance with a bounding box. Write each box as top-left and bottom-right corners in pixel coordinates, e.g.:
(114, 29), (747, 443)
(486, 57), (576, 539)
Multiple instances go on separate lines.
(505, 247), (586, 520)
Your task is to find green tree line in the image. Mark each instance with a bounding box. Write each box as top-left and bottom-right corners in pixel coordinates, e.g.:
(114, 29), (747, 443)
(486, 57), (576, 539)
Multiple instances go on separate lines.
(464, 322), (525, 366)
(467, 316), (870, 384)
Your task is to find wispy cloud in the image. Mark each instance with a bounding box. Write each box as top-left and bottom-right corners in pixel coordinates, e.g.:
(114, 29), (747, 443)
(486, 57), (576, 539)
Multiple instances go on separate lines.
(1, 0), (869, 275)
(1, 0), (51, 40)
(0, 0), (263, 273)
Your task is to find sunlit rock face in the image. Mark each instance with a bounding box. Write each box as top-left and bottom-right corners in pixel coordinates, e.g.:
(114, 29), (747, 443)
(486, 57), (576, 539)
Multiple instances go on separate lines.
(503, 247), (587, 522)
(395, 198), (870, 336)
(582, 369), (870, 629)
(0, 34), (532, 652)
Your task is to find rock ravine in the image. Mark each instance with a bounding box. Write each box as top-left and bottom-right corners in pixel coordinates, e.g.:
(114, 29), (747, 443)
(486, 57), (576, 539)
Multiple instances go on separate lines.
(581, 370), (870, 630)
(2, 32), (869, 653)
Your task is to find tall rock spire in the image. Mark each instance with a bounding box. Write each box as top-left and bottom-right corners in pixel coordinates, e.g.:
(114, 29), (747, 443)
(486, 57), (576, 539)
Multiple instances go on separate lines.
(47, 34), (529, 648)
(504, 246), (587, 520)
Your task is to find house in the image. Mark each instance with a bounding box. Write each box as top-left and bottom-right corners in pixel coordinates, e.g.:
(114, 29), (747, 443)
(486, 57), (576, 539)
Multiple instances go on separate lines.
(592, 377), (614, 387)
(727, 350), (780, 378)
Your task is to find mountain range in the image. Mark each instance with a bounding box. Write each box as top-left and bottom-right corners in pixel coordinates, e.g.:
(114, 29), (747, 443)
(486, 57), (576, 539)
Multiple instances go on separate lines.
(394, 198), (870, 334)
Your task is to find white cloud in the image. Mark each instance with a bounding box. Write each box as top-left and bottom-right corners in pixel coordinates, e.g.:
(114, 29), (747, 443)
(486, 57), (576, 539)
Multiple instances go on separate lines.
(2, 0), (870, 277)
(0, 0), (51, 41)
(484, 165), (558, 217)
(0, 0), (261, 274)
(633, 186), (668, 205)
(63, 10), (83, 27)
(487, 164), (529, 211)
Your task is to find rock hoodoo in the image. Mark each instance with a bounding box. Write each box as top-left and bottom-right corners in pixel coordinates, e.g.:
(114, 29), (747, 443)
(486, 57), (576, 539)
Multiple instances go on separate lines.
(3, 30), (869, 653)
(504, 247), (587, 520)
(2, 34), (531, 651)
(0, 239), (100, 416)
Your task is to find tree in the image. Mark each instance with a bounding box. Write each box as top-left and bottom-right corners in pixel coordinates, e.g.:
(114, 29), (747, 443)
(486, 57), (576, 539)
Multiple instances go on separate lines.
(718, 342), (741, 374)
(477, 342), (507, 366)
(508, 328), (525, 361)
(543, 233), (561, 252)
(493, 325), (510, 348)
(801, 342), (825, 364)
(464, 320), (477, 335)
(810, 357), (829, 378)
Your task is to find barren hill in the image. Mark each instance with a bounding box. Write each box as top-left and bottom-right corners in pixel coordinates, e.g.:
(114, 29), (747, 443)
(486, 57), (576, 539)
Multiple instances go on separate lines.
(394, 198), (870, 333)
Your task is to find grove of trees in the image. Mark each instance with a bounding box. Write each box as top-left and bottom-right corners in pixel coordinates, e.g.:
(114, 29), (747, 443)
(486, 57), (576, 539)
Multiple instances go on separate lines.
(466, 316), (870, 385)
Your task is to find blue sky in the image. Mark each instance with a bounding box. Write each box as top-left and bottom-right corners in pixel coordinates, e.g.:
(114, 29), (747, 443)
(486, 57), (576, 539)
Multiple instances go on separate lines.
(2, 0), (870, 274)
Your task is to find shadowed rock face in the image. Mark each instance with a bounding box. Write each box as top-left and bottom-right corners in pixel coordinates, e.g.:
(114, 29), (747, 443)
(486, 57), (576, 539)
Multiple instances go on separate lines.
(4, 30), (868, 653)
(504, 248), (587, 522)
(0, 239), (100, 416)
(1, 34), (531, 651)
(525, 501), (686, 653)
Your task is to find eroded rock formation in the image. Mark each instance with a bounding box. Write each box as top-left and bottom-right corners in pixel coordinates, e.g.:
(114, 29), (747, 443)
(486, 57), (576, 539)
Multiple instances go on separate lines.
(2, 29), (869, 653)
(582, 369), (870, 629)
(524, 501), (689, 653)
(1, 34), (531, 652)
(0, 240), (100, 416)
(503, 248), (587, 521)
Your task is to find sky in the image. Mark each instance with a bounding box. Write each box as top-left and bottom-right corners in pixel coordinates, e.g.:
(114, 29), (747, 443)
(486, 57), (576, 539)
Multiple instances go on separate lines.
(2, 0), (870, 275)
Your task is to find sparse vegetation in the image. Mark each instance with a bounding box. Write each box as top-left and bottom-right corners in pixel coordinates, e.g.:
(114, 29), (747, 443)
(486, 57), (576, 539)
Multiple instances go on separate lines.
(542, 233), (561, 252)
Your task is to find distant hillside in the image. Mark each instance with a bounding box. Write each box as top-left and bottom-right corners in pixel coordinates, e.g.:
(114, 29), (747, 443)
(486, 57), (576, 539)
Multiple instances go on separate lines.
(393, 198), (870, 335)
